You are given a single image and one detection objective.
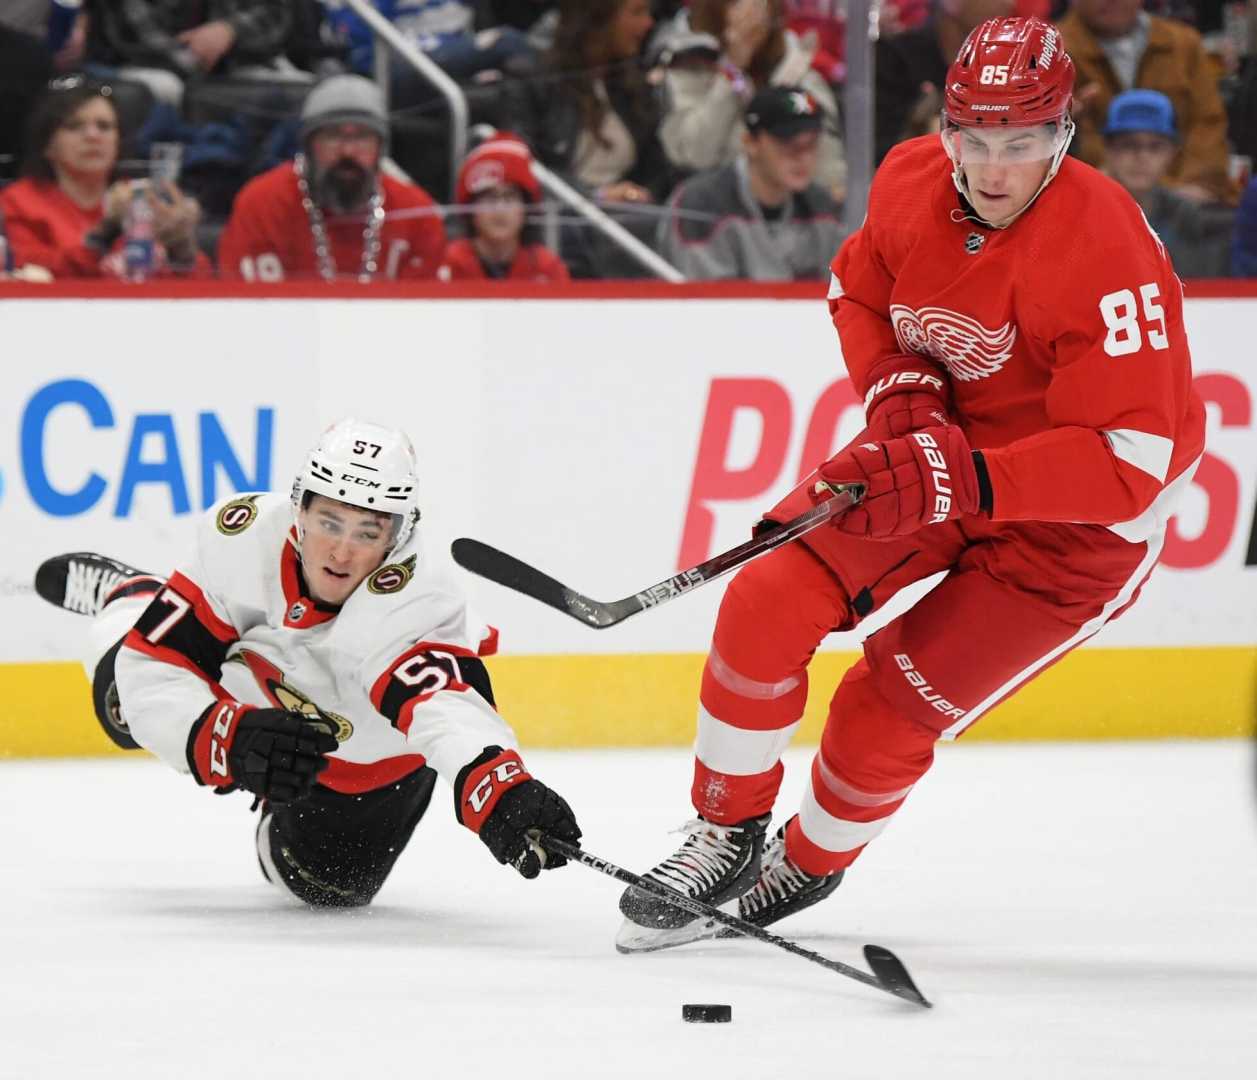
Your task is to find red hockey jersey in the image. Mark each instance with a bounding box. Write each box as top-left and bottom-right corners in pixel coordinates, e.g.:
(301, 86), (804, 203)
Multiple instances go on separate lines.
(438, 238), (570, 282)
(831, 136), (1204, 542)
(0, 178), (211, 279)
(217, 162), (446, 282)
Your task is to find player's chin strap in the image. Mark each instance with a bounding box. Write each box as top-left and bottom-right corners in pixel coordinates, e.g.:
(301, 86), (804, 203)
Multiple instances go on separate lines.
(943, 115), (1075, 231)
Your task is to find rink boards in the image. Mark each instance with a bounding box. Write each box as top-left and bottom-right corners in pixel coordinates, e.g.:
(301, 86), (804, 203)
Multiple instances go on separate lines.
(0, 283), (1253, 756)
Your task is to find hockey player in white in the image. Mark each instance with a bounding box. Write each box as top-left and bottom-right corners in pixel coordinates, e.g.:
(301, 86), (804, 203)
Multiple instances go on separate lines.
(35, 418), (582, 906)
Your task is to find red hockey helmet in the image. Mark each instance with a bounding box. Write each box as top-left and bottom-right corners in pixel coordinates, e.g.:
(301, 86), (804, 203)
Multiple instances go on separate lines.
(944, 16), (1075, 128)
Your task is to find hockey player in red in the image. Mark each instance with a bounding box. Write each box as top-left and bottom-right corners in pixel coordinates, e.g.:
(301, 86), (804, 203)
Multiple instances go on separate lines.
(438, 134), (570, 283)
(35, 419), (581, 907)
(618, 16), (1205, 950)
(218, 75), (446, 282)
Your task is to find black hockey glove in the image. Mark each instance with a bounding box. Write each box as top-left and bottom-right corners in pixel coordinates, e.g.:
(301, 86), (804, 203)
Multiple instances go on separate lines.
(455, 746), (583, 879)
(187, 701), (338, 804)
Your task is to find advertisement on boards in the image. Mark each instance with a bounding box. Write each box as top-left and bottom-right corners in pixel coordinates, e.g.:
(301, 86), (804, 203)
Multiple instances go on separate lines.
(0, 294), (1252, 751)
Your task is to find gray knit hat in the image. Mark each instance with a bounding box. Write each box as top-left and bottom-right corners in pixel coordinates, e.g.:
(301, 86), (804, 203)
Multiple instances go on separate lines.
(299, 75), (389, 143)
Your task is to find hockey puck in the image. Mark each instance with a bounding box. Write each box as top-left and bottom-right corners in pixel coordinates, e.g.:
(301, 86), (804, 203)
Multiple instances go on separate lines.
(682, 1004), (732, 1023)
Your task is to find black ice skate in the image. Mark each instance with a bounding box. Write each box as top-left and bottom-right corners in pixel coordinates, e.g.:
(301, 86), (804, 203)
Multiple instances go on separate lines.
(34, 553), (158, 617)
(615, 813), (769, 953)
(719, 818), (844, 933)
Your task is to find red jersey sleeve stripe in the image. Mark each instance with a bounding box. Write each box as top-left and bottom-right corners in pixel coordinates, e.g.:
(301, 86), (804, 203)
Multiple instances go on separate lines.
(167, 572), (238, 642)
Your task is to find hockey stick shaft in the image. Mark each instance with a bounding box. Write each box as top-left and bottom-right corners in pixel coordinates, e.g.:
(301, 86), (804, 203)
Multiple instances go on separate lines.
(452, 483), (863, 629)
(542, 835), (930, 1007)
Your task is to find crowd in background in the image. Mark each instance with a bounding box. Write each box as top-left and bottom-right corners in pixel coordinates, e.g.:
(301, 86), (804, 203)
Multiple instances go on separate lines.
(0, 0), (1254, 283)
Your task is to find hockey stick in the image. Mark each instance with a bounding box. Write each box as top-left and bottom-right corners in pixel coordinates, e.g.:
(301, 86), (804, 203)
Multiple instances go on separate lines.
(451, 483), (863, 629)
(542, 835), (931, 1008)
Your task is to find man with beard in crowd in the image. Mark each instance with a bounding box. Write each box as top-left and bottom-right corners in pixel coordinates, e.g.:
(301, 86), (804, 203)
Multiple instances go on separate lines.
(219, 75), (446, 282)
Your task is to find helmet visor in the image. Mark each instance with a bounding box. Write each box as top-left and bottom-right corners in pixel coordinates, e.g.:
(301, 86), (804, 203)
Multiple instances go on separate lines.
(942, 119), (1069, 166)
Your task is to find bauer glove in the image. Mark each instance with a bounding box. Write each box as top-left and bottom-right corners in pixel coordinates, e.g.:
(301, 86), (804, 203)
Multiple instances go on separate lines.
(818, 425), (985, 538)
(859, 354), (952, 440)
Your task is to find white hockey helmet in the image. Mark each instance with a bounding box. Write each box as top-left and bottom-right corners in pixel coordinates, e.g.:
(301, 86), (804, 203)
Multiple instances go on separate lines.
(291, 418), (421, 555)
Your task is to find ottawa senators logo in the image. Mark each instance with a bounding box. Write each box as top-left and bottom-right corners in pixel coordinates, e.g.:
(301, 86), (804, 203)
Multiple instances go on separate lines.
(367, 554), (417, 595)
(216, 494), (262, 536)
(225, 650), (353, 742)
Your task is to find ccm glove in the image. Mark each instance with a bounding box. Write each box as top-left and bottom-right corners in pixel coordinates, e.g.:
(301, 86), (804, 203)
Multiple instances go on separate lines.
(860, 354), (952, 440)
(456, 745), (583, 879)
(818, 425), (987, 538)
(186, 701), (338, 803)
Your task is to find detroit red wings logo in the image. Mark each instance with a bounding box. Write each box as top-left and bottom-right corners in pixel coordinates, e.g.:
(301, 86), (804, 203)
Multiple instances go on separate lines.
(890, 305), (1016, 382)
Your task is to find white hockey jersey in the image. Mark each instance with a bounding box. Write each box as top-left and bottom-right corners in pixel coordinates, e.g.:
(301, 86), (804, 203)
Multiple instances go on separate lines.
(114, 492), (515, 796)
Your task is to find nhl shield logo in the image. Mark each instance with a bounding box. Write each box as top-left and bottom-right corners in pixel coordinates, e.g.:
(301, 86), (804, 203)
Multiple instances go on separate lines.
(965, 232), (985, 255)
(287, 601), (307, 622)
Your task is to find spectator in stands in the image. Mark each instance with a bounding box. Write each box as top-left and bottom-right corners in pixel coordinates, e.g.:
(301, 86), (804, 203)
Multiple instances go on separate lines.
(218, 74), (446, 281)
(1, 1), (87, 70)
(1232, 175), (1257, 274)
(1059, 0), (1234, 203)
(1226, 10), (1257, 171)
(0, 78), (205, 278)
(438, 133), (569, 281)
(1102, 89), (1233, 275)
(781, 0), (931, 85)
(83, 0), (306, 108)
(874, 0), (1013, 163)
(654, 0), (846, 200)
(0, 1), (53, 37)
(0, 24), (53, 182)
(324, 1), (536, 102)
(509, 0), (670, 204)
(657, 85), (843, 279)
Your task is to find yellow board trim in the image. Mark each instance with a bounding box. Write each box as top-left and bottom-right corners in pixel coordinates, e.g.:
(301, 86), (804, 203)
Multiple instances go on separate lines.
(1, 647), (1253, 759)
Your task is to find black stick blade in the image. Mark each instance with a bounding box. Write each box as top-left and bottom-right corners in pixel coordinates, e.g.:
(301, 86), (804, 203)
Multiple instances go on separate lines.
(863, 945), (932, 1008)
(451, 539), (618, 628)
(451, 538), (571, 610)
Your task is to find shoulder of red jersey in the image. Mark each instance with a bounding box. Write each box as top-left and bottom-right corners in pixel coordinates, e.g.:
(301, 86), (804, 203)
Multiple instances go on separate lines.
(382, 173), (438, 209)
(870, 136), (950, 202)
(231, 162), (299, 212)
(0, 177), (40, 214)
(1021, 157), (1173, 279)
(522, 244), (568, 280)
(860, 135), (954, 248)
(441, 238), (482, 276)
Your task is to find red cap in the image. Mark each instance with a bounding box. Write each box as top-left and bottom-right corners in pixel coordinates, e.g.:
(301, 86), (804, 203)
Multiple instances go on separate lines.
(944, 17), (1075, 127)
(456, 134), (541, 204)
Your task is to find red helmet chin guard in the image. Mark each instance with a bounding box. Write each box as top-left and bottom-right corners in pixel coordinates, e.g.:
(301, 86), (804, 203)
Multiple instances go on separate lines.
(944, 16), (1075, 128)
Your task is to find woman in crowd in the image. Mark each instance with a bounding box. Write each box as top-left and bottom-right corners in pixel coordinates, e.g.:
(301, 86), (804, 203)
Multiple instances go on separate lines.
(655, 0), (846, 200)
(439, 134), (569, 281)
(509, 0), (671, 205)
(0, 78), (205, 279)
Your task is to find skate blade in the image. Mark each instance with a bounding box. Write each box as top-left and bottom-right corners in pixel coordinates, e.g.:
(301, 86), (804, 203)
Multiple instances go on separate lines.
(614, 902), (733, 954)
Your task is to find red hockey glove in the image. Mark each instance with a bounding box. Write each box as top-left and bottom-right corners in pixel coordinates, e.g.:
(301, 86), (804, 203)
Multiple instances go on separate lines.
(186, 700), (338, 803)
(817, 425), (983, 538)
(861, 354), (952, 440)
(456, 745), (582, 879)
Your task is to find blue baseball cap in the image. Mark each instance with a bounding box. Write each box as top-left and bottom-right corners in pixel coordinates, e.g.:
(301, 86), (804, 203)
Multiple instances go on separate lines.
(1103, 89), (1177, 140)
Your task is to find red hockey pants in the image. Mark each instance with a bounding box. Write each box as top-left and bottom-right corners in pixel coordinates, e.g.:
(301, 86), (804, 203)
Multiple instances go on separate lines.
(691, 509), (1160, 876)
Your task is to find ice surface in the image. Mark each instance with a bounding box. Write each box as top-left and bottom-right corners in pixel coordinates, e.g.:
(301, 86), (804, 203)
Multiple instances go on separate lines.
(2, 742), (1255, 1080)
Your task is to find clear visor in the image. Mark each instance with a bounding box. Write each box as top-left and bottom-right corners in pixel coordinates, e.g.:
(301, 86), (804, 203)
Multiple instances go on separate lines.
(942, 119), (1069, 166)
